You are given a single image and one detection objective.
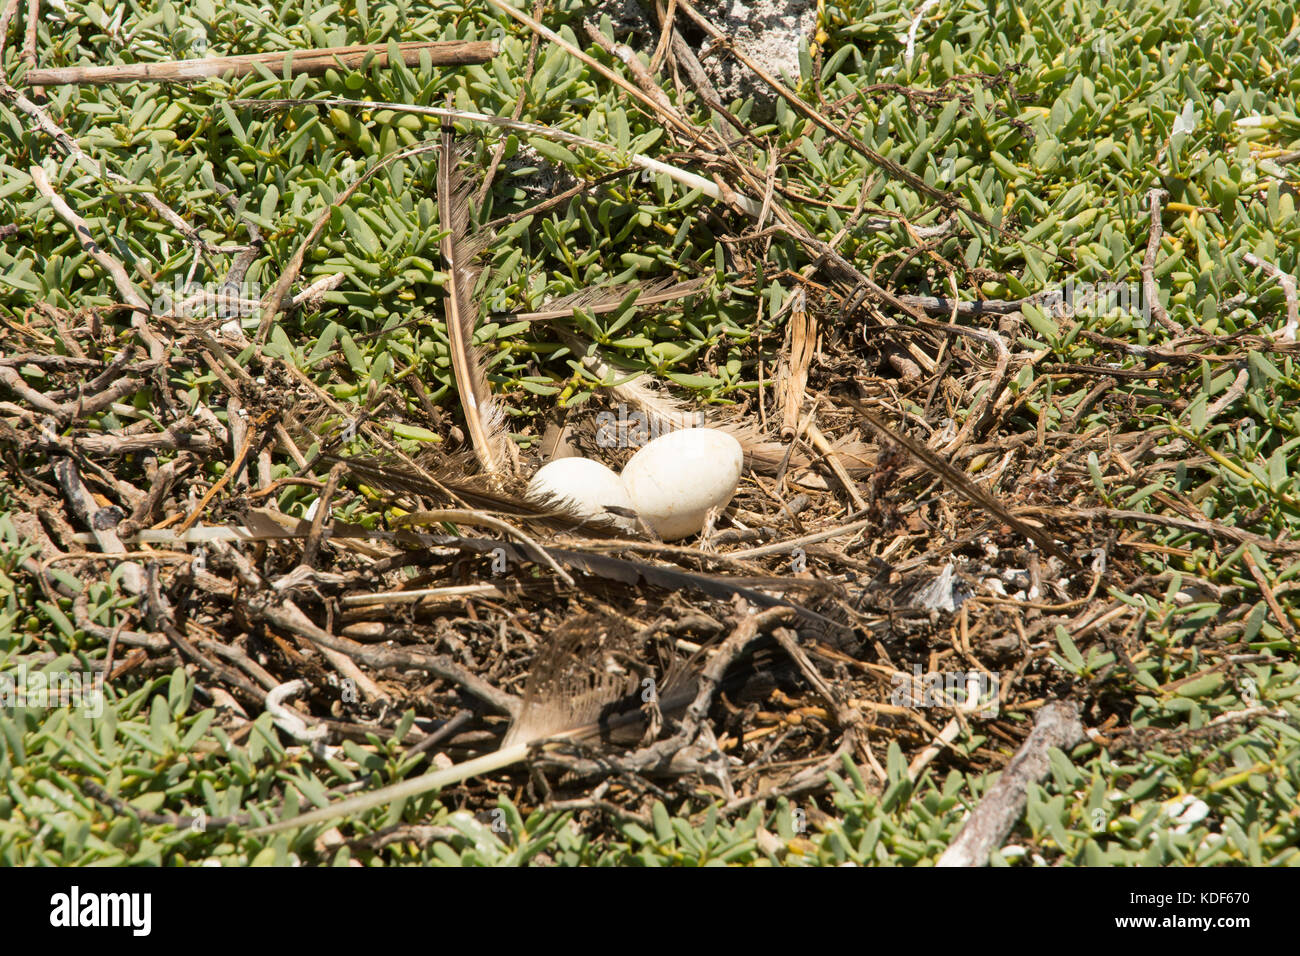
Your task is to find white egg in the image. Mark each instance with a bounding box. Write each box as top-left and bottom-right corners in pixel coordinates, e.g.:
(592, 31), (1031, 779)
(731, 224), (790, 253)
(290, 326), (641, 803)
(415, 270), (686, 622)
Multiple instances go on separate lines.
(526, 457), (637, 532)
(620, 428), (743, 540)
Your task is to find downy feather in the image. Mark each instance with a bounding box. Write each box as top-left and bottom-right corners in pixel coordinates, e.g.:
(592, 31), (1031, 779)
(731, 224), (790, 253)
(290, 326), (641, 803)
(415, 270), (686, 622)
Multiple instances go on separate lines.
(252, 614), (697, 836)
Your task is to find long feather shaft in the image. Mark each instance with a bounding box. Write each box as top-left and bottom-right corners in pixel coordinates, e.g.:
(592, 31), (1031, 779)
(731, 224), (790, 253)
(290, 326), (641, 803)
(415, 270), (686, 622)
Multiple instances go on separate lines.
(251, 664), (701, 836)
(250, 742), (533, 835)
(245, 98), (761, 215)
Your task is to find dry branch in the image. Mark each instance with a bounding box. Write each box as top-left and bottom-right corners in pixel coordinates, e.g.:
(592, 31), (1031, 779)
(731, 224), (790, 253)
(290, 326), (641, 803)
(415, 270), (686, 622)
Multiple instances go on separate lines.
(1141, 188), (1182, 334)
(23, 40), (495, 87)
(936, 701), (1083, 866)
(1242, 251), (1300, 343)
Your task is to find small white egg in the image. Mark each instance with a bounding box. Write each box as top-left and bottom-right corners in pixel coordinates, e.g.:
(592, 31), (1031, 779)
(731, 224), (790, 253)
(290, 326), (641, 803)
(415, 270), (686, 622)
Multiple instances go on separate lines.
(620, 428), (743, 540)
(526, 457), (637, 532)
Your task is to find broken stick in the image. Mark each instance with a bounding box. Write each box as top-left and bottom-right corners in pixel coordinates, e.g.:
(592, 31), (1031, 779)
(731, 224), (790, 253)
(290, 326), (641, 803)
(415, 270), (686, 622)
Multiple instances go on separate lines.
(23, 40), (495, 87)
(935, 700), (1083, 867)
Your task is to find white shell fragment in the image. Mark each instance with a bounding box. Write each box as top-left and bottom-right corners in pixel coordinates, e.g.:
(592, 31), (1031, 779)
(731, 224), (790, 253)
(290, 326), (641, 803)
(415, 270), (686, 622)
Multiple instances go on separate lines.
(526, 458), (637, 532)
(620, 428), (743, 540)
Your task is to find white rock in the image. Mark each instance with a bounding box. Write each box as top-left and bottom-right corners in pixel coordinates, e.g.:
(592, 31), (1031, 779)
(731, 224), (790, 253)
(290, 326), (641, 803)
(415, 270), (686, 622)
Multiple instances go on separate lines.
(526, 458), (637, 532)
(620, 428), (743, 540)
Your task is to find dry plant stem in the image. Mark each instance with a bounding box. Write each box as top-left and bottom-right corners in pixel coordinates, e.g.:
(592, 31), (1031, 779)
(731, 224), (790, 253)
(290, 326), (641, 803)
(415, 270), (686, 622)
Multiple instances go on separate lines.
(614, 606), (797, 770)
(23, 40), (495, 86)
(668, 24), (750, 141)
(146, 569), (270, 705)
(254, 97), (764, 216)
(26, 409), (151, 500)
(49, 377), (147, 422)
(1242, 251), (1300, 342)
(727, 516), (873, 560)
(776, 295), (815, 438)
(395, 510), (575, 586)
(907, 716), (961, 781)
(771, 627), (883, 781)
(537, 794), (654, 829)
(0, 365), (60, 414)
(722, 735), (858, 815)
(756, 147), (780, 235)
(673, 0), (1001, 237)
(1141, 188), (1182, 334)
(156, 274), (344, 321)
(70, 348), (147, 394)
(476, 2), (543, 208)
(1025, 504), (1300, 554)
(300, 462), (344, 569)
(176, 409), (274, 534)
(346, 825), (462, 851)
(935, 701), (1083, 867)
(21, 0), (38, 95)
(246, 595), (499, 707)
(481, 166), (636, 231)
(0, 353), (108, 370)
(896, 293), (1028, 316)
(650, 0), (679, 73)
(81, 779), (256, 830)
(255, 437), (275, 491)
(28, 165), (163, 362)
(920, 319), (1011, 454)
(189, 333), (255, 388)
(272, 600), (386, 703)
(0, 0), (20, 63)
(848, 398), (1079, 568)
(52, 456), (144, 595)
(582, 22), (684, 125)
(806, 421), (868, 511)
(1103, 705), (1282, 754)
(226, 395), (248, 492)
(1205, 368), (1249, 421)
(188, 631), (279, 693)
(44, 420), (218, 457)
(1242, 549), (1295, 636)
(483, 0), (698, 141)
(563, 534), (789, 578)
(120, 458), (189, 537)
(340, 584), (505, 606)
(763, 198), (938, 372)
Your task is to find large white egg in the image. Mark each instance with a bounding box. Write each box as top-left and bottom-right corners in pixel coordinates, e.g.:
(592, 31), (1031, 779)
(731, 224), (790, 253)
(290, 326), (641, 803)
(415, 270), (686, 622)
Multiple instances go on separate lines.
(620, 428), (743, 540)
(526, 457), (637, 533)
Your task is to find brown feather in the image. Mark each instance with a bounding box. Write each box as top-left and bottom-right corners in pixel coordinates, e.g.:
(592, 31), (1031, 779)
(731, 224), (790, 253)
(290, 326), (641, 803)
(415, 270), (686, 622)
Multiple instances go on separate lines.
(323, 452), (632, 536)
(775, 289), (816, 439)
(502, 614), (644, 747)
(438, 123), (514, 477)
